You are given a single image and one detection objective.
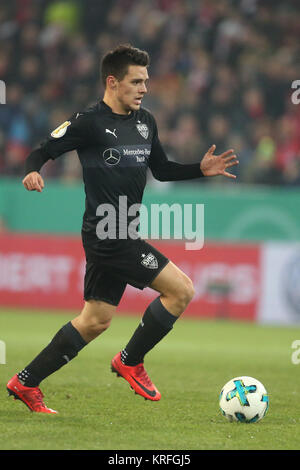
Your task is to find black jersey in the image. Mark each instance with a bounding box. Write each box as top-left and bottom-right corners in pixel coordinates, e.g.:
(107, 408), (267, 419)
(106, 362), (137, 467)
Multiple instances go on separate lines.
(37, 100), (203, 248)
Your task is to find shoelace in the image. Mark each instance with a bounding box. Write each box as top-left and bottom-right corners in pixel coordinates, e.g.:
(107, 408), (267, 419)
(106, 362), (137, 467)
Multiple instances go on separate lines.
(25, 387), (46, 409)
(135, 365), (152, 388)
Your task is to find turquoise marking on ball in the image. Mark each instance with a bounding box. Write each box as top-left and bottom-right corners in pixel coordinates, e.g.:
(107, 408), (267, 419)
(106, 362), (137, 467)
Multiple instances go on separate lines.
(261, 394), (269, 417)
(226, 380), (257, 406)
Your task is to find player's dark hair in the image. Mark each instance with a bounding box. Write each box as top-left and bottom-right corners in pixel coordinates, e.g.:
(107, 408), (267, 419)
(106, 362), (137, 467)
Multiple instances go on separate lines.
(101, 44), (150, 86)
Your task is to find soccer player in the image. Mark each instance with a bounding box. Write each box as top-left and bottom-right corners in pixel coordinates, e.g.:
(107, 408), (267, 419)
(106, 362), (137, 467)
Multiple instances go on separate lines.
(6, 45), (238, 413)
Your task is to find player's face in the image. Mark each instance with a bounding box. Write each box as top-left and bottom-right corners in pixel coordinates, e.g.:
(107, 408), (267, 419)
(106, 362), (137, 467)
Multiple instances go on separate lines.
(115, 65), (149, 113)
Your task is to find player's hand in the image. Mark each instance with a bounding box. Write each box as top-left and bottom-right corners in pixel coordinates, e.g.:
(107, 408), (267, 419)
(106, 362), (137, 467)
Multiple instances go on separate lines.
(200, 145), (239, 179)
(22, 172), (45, 192)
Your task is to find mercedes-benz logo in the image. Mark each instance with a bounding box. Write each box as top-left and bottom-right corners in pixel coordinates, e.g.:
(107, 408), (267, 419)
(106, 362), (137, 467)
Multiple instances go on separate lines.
(103, 148), (121, 166)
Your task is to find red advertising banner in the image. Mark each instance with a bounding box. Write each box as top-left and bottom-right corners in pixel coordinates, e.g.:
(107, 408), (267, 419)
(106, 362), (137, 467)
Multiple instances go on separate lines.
(0, 233), (86, 310)
(120, 241), (261, 321)
(0, 234), (260, 321)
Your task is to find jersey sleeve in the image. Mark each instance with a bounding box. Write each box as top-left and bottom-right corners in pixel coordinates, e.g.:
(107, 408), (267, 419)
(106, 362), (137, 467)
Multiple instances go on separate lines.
(40, 112), (95, 159)
(149, 117), (204, 181)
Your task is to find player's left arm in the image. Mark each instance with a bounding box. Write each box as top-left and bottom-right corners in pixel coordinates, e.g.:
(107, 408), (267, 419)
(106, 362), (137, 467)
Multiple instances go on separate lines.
(199, 144), (239, 179)
(149, 132), (204, 181)
(149, 120), (239, 181)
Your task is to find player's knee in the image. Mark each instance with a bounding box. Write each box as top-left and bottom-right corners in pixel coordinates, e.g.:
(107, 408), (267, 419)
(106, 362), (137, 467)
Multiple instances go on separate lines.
(96, 319), (111, 334)
(82, 301), (114, 336)
(174, 276), (195, 311)
(183, 276), (195, 304)
(87, 316), (112, 335)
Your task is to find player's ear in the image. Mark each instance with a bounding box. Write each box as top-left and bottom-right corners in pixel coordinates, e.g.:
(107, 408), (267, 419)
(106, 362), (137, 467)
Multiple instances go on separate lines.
(106, 75), (118, 90)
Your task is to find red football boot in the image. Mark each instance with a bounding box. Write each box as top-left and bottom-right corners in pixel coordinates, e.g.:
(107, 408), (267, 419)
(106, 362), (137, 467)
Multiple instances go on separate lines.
(6, 374), (58, 414)
(111, 352), (161, 401)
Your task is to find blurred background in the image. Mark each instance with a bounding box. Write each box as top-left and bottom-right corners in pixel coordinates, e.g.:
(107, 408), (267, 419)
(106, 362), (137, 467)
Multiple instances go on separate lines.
(1, 0), (300, 325)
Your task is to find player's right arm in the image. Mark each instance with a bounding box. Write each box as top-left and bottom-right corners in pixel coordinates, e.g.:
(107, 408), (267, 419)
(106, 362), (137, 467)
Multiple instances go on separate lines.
(22, 112), (94, 192)
(22, 148), (50, 192)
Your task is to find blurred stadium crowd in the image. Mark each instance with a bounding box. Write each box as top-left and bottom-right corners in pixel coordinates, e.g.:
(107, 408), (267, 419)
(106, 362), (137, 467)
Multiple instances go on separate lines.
(0, 0), (300, 186)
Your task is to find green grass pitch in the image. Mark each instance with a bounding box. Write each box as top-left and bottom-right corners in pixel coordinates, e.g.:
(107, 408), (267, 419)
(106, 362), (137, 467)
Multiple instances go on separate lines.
(1, 308), (300, 450)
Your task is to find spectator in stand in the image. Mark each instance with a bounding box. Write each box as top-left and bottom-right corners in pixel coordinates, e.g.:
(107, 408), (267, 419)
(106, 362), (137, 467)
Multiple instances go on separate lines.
(0, 0), (300, 186)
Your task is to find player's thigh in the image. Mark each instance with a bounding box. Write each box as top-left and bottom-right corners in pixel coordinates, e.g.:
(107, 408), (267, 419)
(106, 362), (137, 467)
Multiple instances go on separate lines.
(149, 261), (195, 301)
(84, 259), (127, 307)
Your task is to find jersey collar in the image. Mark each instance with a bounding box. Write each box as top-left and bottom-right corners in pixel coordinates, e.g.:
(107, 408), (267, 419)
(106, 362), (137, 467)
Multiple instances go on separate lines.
(99, 100), (135, 120)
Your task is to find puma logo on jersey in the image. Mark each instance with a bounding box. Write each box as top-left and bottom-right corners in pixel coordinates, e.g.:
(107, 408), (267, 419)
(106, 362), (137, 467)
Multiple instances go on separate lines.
(105, 128), (117, 138)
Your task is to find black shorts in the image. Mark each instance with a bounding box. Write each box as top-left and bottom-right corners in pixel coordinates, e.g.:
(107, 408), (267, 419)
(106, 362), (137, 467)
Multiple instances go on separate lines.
(82, 237), (169, 306)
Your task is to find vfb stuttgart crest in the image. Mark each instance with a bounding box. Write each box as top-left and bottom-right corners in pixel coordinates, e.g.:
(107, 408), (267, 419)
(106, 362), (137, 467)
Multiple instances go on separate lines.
(136, 122), (149, 139)
(141, 252), (158, 269)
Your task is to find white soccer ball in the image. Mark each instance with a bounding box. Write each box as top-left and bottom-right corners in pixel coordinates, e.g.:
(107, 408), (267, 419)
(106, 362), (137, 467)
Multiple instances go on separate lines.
(219, 376), (269, 423)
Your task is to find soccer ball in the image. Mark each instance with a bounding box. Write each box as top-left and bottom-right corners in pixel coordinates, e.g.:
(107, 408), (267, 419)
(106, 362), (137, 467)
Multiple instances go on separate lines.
(219, 376), (269, 423)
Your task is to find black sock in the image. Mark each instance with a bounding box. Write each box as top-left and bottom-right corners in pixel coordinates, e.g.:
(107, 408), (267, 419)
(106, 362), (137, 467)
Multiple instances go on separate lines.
(121, 296), (178, 366)
(18, 321), (87, 387)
